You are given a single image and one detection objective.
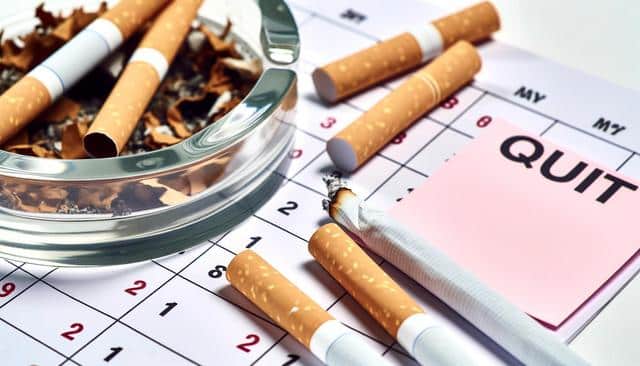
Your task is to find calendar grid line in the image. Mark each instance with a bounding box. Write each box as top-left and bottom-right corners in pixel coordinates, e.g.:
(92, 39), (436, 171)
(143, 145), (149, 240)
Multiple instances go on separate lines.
(277, 117), (430, 178)
(0, 265), (19, 283)
(470, 85), (637, 155)
(382, 341), (397, 356)
(0, 317), (79, 366)
(293, 5), (636, 162)
(61, 253), (220, 366)
(252, 214), (309, 242)
(539, 120), (558, 136)
(289, 148), (328, 181)
(4, 2), (637, 364)
(55, 241), (229, 365)
(616, 152), (636, 171)
(153, 260), (282, 331)
(249, 333), (288, 366)
(0, 267), (56, 311)
(289, 3), (380, 43)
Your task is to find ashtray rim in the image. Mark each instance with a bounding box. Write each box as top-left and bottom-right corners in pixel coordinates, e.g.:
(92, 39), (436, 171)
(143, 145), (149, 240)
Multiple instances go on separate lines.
(0, 0), (300, 182)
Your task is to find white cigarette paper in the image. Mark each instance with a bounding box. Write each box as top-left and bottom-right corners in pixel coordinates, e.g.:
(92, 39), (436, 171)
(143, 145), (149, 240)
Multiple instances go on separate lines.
(322, 177), (588, 366)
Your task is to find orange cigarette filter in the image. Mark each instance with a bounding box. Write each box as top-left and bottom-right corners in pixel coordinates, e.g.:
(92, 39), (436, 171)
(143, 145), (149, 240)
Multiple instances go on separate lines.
(310, 223), (424, 337)
(312, 1), (498, 103)
(327, 41), (481, 172)
(0, 0), (168, 145)
(227, 250), (333, 348)
(84, 0), (203, 157)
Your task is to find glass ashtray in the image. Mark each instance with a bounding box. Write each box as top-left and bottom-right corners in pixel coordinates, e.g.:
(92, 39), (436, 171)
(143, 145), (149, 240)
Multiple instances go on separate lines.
(0, 0), (299, 266)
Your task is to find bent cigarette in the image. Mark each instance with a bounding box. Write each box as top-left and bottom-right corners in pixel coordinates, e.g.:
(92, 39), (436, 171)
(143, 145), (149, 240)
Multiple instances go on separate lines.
(312, 1), (499, 103)
(227, 250), (392, 366)
(327, 41), (480, 172)
(309, 223), (474, 366)
(84, 0), (203, 157)
(321, 177), (589, 366)
(0, 0), (169, 145)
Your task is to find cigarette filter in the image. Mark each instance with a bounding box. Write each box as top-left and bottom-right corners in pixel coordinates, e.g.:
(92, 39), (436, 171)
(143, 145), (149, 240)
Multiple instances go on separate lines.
(322, 177), (589, 366)
(84, 0), (203, 157)
(309, 223), (473, 366)
(0, 0), (169, 145)
(227, 250), (392, 366)
(327, 41), (480, 172)
(312, 1), (498, 103)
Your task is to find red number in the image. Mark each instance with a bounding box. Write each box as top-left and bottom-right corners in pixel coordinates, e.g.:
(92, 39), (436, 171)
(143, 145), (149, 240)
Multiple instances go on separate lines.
(0, 282), (15, 297)
(440, 96), (459, 109)
(392, 131), (406, 144)
(289, 149), (303, 159)
(61, 323), (84, 340)
(320, 116), (337, 129)
(124, 280), (147, 296)
(236, 334), (260, 352)
(476, 115), (492, 128)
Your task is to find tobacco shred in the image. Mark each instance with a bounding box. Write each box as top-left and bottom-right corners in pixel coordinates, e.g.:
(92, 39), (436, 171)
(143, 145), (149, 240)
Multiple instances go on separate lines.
(0, 3), (260, 158)
(0, 3), (261, 215)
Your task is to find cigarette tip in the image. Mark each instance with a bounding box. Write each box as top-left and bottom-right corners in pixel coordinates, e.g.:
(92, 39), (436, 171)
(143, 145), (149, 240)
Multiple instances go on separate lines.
(322, 174), (351, 199)
(322, 199), (331, 211)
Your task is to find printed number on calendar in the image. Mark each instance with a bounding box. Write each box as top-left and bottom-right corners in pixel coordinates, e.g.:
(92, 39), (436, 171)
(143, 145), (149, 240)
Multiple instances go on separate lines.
(124, 280), (147, 296)
(283, 354), (300, 365)
(208, 265), (227, 278)
(236, 334), (260, 352)
(278, 201), (299, 215)
(104, 347), (123, 362)
(61, 323), (84, 340)
(0, 282), (15, 297)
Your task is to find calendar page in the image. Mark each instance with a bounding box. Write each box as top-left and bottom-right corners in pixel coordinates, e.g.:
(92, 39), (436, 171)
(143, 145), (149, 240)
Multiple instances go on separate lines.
(1, 0), (640, 365)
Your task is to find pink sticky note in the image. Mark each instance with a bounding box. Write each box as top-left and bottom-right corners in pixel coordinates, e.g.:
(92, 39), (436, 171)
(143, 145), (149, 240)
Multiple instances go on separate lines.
(391, 120), (640, 328)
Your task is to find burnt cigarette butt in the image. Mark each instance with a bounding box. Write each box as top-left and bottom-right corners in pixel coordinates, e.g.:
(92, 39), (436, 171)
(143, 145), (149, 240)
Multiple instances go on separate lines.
(227, 250), (392, 365)
(327, 41), (481, 172)
(309, 223), (422, 337)
(312, 1), (498, 103)
(309, 223), (476, 365)
(84, 0), (203, 157)
(84, 62), (160, 157)
(0, 0), (168, 145)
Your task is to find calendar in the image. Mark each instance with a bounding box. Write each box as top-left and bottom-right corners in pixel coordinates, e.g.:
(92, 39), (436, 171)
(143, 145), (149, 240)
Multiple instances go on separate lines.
(1, 0), (640, 365)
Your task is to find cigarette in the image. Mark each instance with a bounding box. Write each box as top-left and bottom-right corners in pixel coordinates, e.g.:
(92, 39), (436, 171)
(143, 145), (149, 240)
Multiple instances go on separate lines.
(312, 1), (499, 103)
(309, 223), (474, 366)
(227, 250), (393, 366)
(321, 177), (589, 366)
(84, 0), (203, 157)
(0, 0), (169, 145)
(327, 41), (480, 172)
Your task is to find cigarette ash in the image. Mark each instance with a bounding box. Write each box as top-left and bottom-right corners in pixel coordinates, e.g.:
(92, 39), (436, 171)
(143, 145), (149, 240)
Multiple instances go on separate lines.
(0, 3), (260, 215)
(0, 3), (261, 159)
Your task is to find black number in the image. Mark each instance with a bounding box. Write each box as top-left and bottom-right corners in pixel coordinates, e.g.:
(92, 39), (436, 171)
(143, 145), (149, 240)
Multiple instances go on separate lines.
(246, 236), (262, 249)
(282, 354), (300, 365)
(208, 265), (227, 278)
(104, 347), (123, 362)
(395, 188), (414, 202)
(159, 302), (178, 316)
(277, 201), (298, 216)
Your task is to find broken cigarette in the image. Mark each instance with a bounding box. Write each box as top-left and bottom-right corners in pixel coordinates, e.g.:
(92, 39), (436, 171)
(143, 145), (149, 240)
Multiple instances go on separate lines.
(84, 0), (203, 157)
(227, 250), (392, 366)
(321, 177), (589, 366)
(309, 223), (473, 366)
(327, 41), (481, 172)
(0, 0), (168, 145)
(312, 1), (499, 103)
